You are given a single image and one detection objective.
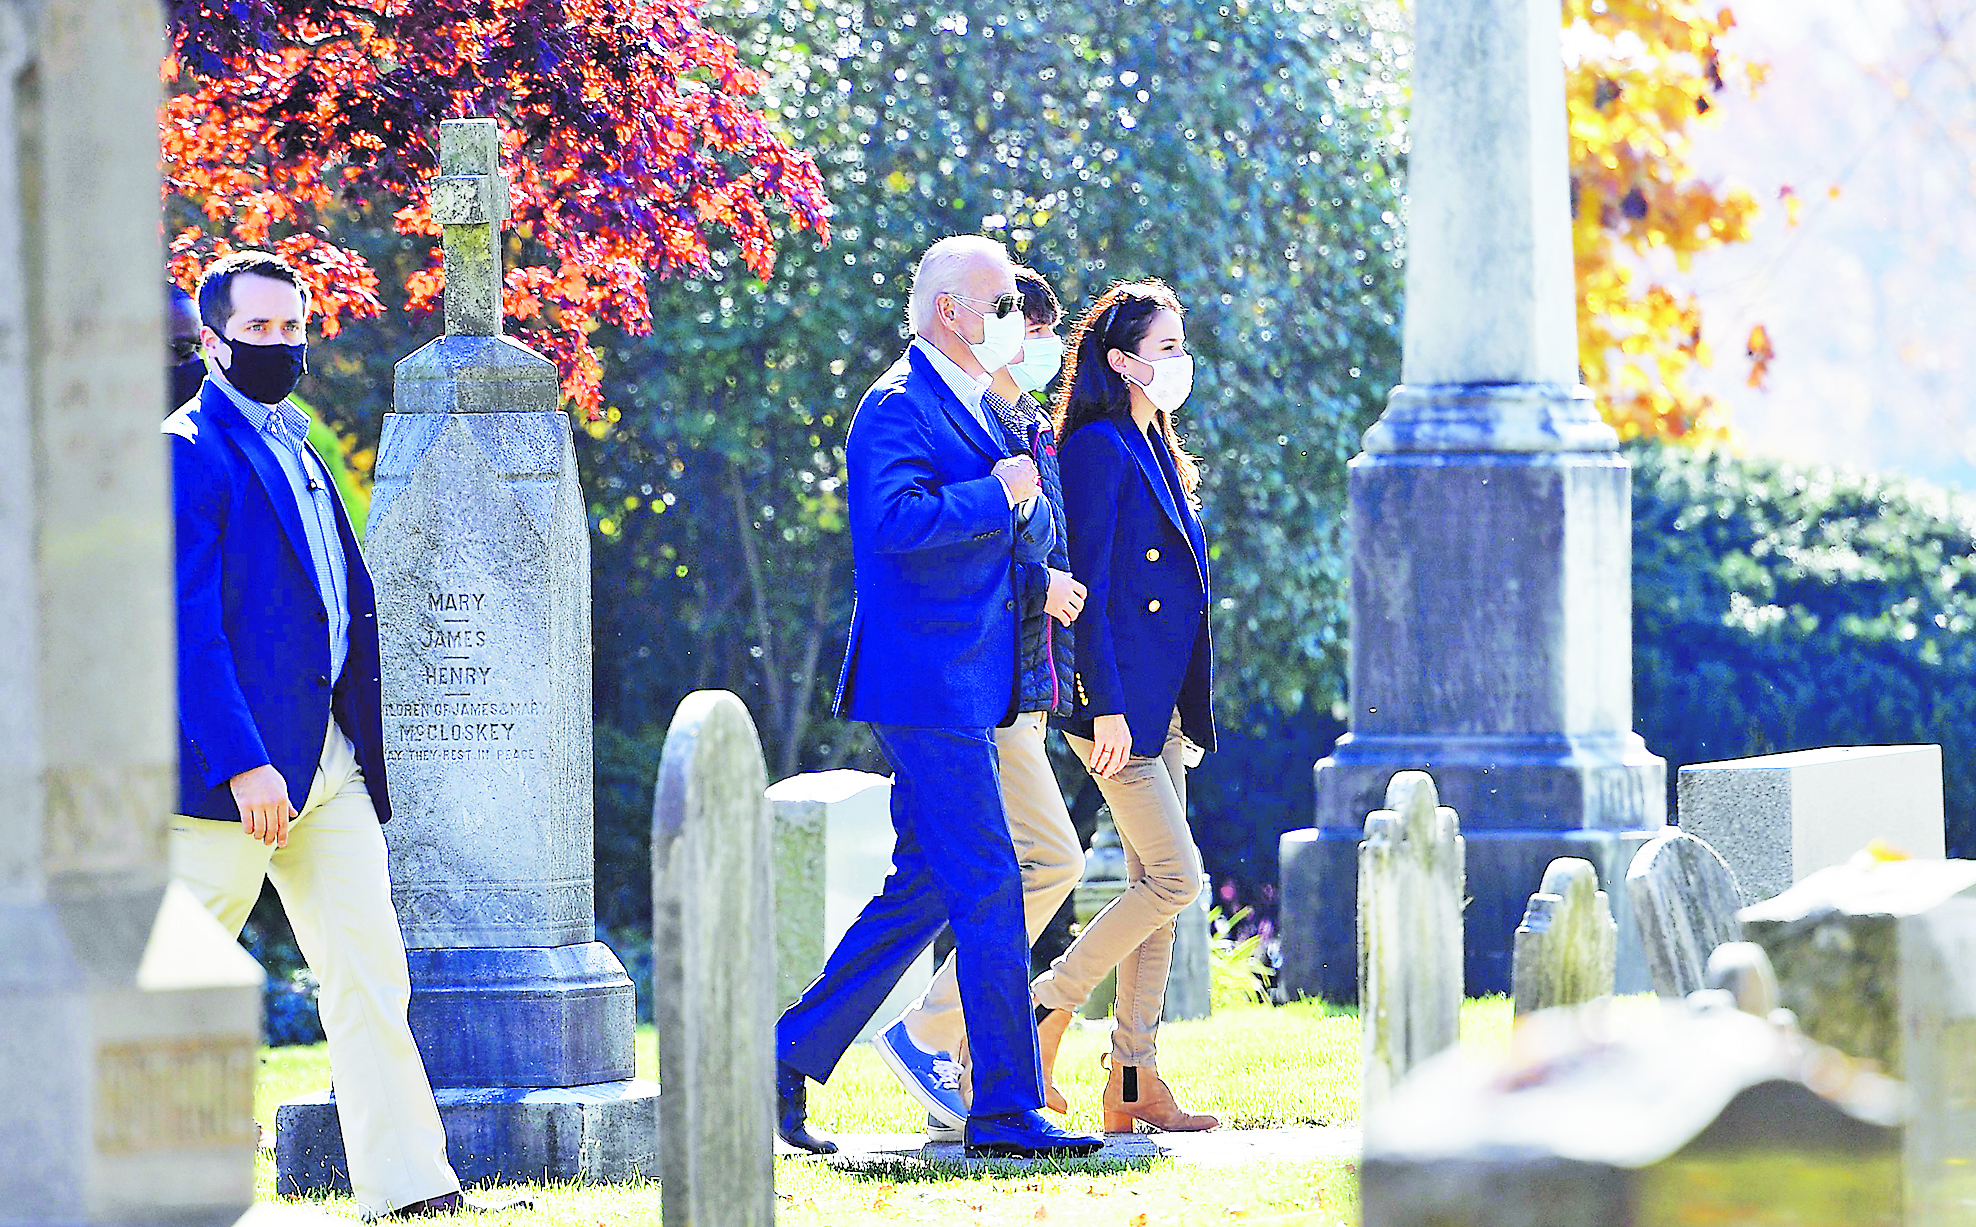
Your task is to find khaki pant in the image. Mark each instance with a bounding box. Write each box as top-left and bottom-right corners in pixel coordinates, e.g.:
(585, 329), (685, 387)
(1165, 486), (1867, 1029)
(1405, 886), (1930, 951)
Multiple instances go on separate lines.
(169, 722), (459, 1218)
(899, 711), (1084, 1057)
(1031, 709), (1202, 1066)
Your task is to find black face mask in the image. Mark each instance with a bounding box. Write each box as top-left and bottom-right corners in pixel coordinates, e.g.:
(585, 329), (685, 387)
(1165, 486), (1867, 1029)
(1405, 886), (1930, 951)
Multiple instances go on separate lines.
(221, 338), (307, 405)
(169, 357), (207, 412)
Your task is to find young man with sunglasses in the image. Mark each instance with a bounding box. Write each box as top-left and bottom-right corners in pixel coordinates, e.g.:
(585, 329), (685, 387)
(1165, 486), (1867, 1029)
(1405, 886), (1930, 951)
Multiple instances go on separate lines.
(773, 235), (1101, 1161)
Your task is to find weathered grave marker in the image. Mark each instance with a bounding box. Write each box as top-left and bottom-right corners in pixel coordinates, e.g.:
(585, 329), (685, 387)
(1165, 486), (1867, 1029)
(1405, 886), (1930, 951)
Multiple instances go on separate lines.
(1511, 858), (1616, 1016)
(281, 117), (654, 1189)
(653, 691), (776, 1227)
(1360, 772), (1465, 1106)
(1625, 828), (1743, 998)
(0, 3), (266, 1223)
(1361, 1005), (1905, 1227)
(1741, 858), (1976, 1224)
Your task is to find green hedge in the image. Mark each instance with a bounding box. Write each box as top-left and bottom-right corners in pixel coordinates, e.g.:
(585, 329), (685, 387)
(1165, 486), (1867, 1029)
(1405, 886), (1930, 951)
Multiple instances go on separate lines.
(1631, 440), (1976, 857)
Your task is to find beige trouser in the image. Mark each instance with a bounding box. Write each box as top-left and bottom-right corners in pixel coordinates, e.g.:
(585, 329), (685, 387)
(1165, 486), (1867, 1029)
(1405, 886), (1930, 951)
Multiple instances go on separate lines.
(169, 722), (459, 1218)
(1031, 708), (1202, 1067)
(899, 710), (1085, 1057)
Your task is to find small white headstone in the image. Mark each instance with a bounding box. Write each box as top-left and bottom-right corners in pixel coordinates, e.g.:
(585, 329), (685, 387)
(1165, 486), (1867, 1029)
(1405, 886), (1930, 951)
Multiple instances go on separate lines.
(766, 770), (930, 1037)
(1359, 772), (1465, 1107)
(1511, 858), (1617, 1016)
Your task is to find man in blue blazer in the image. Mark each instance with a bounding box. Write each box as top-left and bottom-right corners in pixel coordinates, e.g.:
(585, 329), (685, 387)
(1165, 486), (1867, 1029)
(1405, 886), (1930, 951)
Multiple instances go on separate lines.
(164, 252), (473, 1218)
(774, 236), (1100, 1160)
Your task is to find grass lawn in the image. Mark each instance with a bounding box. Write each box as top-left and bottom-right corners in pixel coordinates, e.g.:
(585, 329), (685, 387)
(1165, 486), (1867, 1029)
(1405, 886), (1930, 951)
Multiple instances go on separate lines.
(253, 997), (1517, 1224)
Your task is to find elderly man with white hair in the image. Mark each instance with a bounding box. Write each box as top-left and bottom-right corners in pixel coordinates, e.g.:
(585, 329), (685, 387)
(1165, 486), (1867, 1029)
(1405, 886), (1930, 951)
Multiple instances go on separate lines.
(773, 235), (1102, 1160)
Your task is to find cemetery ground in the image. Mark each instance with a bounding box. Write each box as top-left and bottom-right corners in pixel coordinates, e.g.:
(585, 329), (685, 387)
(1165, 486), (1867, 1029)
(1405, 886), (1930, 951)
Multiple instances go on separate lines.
(249, 997), (1521, 1224)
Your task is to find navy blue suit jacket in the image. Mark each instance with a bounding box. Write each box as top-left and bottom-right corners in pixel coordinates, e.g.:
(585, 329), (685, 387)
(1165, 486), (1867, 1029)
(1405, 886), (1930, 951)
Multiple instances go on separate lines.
(165, 381), (390, 822)
(1054, 413), (1217, 758)
(834, 345), (1049, 729)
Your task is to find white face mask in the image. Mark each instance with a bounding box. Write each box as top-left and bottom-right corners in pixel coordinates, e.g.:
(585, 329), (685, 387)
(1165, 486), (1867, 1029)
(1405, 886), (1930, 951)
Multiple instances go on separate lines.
(1008, 335), (1066, 394)
(1123, 352), (1194, 413)
(954, 297), (1026, 372)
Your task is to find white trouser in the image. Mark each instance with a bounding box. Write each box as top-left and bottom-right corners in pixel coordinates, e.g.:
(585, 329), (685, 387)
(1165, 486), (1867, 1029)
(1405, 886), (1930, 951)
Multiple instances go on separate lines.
(169, 722), (459, 1216)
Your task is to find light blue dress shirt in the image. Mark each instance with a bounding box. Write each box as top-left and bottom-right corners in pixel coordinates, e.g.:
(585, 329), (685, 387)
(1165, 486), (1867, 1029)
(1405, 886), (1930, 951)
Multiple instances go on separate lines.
(213, 375), (351, 685)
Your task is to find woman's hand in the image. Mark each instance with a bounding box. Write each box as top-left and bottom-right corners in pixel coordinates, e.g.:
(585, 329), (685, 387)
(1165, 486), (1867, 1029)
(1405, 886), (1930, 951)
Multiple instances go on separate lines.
(1044, 568), (1087, 625)
(1088, 713), (1133, 778)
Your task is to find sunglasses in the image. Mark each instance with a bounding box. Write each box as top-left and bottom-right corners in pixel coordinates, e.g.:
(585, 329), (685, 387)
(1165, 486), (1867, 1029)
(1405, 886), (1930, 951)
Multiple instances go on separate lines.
(948, 291), (1021, 320)
(170, 338), (203, 362)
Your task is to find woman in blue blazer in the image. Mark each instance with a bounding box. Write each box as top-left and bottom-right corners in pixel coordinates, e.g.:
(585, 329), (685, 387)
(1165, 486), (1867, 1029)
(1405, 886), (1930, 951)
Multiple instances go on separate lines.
(1029, 281), (1218, 1133)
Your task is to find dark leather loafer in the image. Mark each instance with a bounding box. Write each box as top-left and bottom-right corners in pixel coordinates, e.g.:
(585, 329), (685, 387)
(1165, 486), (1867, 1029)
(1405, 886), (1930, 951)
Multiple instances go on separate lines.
(777, 1060), (839, 1155)
(963, 1109), (1103, 1159)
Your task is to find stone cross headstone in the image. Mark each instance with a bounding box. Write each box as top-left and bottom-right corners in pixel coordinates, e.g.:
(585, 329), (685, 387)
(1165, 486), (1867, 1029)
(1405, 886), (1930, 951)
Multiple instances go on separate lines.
(652, 691), (775, 1227)
(1740, 859), (1976, 1223)
(1678, 745), (1946, 905)
(1299, 0), (1665, 1003)
(1625, 829), (1744, 999)
(1511, 858), (1616, 1017)
(279, 118), (656, 1190)
(0, 2), (267, 1224)
(1361, 1005), (1905, 1226)
(1359, 772), (1465, 1107)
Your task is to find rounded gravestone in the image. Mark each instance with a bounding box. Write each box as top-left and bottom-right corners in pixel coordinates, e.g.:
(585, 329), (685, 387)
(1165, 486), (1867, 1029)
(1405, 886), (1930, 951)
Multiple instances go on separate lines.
(1625, 829), (1743, 999)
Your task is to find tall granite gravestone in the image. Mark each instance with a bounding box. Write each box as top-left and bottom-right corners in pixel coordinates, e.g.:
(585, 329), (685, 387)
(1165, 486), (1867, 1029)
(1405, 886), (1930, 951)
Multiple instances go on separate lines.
(1510, 859), (1616, 1016)
(0, 1), (266, 1222)
(276, 118), (654, 1189)
(1679, 745), (1945, 905)
(653, 691), (775, 1227)
(1289, 0), (1665, 1000)
(1740, 859), (1976, 1223)
(1625, 829), (1743, 998)
(1359, 773), (1464, 1107)
(1360, 1006), (1905, 1227)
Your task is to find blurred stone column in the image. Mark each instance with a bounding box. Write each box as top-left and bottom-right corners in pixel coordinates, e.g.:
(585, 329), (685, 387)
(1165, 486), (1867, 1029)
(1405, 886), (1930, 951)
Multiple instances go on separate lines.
(1303, 0), (1666, 998)
(275, 119), (653, 1190)
(0, 1), (264, 1224)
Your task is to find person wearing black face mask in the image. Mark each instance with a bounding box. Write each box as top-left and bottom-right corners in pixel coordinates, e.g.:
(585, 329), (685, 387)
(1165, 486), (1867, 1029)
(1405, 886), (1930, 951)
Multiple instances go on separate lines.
(162, 251), (503, 1219)
(167, 285), (206, 412)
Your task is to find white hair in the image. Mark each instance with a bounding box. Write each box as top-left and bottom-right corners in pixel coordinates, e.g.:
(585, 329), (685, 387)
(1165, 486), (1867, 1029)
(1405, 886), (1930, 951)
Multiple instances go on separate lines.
(908, 234), (1010, 336)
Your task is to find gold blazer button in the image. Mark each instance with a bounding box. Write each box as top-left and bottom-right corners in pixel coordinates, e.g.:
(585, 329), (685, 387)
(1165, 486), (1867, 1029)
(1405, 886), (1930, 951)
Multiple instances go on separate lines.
(1147, 598), (1161, 613)
(1145, 547), (1160, 562)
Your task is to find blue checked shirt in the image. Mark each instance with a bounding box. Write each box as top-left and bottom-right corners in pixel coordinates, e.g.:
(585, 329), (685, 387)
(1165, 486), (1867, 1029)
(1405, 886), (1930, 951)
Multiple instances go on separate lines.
(214, 376), (351, 685)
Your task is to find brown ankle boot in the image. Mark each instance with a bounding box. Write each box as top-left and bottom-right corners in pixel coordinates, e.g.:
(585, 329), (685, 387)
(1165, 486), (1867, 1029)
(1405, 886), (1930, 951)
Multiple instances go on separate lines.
(1035, 1007), (1072, 1114)
(1100, 1058), (1220, 1134)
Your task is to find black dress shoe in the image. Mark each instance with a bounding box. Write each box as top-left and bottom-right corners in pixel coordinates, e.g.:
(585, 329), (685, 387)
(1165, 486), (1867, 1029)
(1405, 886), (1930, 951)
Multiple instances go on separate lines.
(964, 1109), (1104, 1159)
(777, 1060), (839, 1155)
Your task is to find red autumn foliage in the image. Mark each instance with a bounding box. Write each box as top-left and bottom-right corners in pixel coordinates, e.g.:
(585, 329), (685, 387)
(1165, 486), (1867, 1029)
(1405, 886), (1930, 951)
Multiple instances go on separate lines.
(161, 0), (830, 418)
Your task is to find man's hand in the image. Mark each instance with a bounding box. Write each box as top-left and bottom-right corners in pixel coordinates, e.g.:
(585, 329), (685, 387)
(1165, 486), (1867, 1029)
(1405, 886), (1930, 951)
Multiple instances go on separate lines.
(992, 455), (1041, 505)
(1044, 568), (1087, 626)
(229, 764), (295, 847)
(1087, 713), (1133, 779)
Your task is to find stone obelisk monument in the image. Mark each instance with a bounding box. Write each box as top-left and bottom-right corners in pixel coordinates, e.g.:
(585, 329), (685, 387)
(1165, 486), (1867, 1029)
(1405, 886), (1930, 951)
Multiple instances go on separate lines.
(275, 119), (655, 1189)
(0, 0), (266, 1223)
(1296, 0), (1667, 997)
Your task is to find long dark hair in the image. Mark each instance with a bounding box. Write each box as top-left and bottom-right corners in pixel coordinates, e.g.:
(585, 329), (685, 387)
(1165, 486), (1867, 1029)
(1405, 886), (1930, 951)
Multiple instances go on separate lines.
(1052, 279), (1202, 497)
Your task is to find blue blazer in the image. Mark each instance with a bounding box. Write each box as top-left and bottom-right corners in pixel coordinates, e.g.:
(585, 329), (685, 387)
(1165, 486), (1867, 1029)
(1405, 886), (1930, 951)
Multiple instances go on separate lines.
(1053, 413), (1216, 758)
(165, 381), (391, 823)
(833, 346), (1052, 728)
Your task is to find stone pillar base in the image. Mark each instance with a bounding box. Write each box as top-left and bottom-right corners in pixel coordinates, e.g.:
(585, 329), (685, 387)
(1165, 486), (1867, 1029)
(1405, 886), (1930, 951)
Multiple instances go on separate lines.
(274, 1080), (660, 1193)
(406, 942), (636, 1088)
(1315, 732), (1666, 836)
(1277, 825), (1662, 1001)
